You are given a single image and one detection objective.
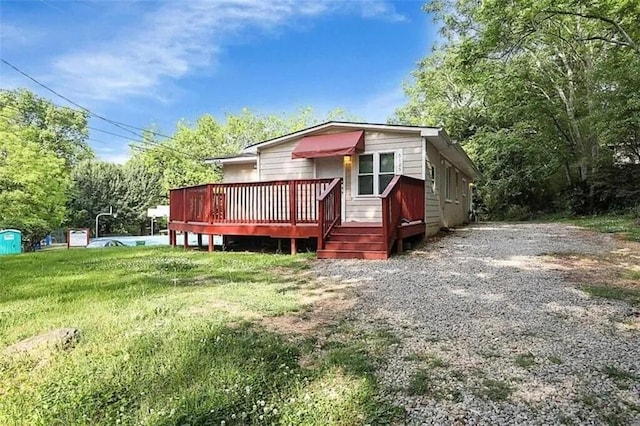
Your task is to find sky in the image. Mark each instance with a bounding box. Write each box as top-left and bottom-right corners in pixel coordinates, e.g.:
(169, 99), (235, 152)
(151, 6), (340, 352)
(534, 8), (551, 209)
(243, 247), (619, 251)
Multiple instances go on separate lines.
(0, 0), (438, 164)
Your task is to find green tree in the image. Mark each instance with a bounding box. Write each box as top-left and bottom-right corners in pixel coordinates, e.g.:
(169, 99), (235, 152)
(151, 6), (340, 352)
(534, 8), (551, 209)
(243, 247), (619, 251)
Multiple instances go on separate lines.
(65, 160), (124, 236)
(0, 130), (68, 249)
(133, 107), (357, 195)
(0, 89), (92, 169)
(395, 0), (640, 217)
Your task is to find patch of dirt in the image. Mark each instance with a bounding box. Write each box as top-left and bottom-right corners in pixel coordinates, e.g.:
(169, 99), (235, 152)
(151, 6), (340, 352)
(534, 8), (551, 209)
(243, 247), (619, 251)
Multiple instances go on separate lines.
(3, 328), (81, 360)
(543, 238), (640, 291)
(262, 276), (356, 338)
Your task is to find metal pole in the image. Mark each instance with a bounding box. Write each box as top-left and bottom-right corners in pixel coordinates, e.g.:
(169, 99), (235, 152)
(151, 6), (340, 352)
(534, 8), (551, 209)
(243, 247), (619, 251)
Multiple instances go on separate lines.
(95, 207), (115, 239)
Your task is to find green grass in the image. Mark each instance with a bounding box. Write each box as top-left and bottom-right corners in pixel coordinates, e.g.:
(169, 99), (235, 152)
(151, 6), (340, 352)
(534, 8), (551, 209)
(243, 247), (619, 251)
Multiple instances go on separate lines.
(0, 247), (401, 425)
(583, 285), (640, 307)
(473, 379), (514, 402)
(514, 352), (536, 368)
(403, 352), (449, 368)
(565, 214), (640, 242)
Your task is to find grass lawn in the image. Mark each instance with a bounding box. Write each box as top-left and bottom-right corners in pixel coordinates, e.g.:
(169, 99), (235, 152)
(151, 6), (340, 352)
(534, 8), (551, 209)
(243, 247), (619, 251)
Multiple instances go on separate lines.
(566, 214), (640, 242)
(0, 247), (401, 425)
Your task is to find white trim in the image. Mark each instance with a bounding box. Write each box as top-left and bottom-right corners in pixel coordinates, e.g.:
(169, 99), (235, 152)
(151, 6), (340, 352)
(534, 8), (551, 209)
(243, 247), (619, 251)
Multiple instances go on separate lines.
(245, 122), (442, 153)
(207, 156), (257, 165)
(352, 149), (401, 197)
(256, 153), (261, 180)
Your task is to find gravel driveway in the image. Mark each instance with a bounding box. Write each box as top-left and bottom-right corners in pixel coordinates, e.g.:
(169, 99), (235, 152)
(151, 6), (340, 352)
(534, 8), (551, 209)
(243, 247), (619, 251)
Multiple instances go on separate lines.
(316, 223), (640, 425)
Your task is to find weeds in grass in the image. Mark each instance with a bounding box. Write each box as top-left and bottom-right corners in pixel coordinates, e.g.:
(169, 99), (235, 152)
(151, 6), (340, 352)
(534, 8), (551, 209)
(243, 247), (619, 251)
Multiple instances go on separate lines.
(549, 356), (563, 365)
(515, 352), (536, 368)
(403, 352), (449, 368)
(602, 365), (638, 390)
(407, 369), (435, 396)
(583, 285), (640, 307)
(626, 270), (640, 280)
(0, 248), (401, 425)
(474, 379), (514, 402)
(567, 214), (640, 242)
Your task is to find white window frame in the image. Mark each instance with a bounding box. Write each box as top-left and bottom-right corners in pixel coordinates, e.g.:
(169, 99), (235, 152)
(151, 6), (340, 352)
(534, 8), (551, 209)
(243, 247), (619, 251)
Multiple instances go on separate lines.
(444, 162), (452, 202)
(430, 163), (437, 192)
(354, 150), (402, 197)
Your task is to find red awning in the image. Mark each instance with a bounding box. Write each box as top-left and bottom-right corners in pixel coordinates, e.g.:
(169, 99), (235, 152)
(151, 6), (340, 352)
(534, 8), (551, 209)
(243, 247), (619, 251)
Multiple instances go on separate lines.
(291, 130), (365, 159)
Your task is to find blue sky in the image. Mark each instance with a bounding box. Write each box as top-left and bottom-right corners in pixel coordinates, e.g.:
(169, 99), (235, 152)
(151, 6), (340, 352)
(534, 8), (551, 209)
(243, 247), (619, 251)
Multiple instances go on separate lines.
(0, 0), (437, 163)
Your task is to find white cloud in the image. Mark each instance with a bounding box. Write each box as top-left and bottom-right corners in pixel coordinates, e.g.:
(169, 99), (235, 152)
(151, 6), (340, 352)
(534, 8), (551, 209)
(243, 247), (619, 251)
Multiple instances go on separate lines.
(50, 0), (405, 102)
(355, 85), (407, 123)
(97, 150), (131, 165)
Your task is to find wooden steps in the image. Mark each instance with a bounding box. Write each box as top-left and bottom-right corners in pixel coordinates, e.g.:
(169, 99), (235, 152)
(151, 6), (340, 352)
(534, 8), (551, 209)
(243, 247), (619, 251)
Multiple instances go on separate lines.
(317, 223), (389, 259)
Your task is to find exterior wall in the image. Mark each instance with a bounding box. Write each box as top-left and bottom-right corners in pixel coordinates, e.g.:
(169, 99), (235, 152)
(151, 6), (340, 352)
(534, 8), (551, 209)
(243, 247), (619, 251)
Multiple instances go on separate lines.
(435, 150), (472, 231)
(425, 143), (442, 235)
(246, 128), (474, 232)
(222, 163), (257, 183)
(345, 131), (423, 222)
(258, 139), (315, 181)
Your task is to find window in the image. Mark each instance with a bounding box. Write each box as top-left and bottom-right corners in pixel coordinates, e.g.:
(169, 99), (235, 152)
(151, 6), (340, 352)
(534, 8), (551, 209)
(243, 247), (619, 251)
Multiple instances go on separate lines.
(455, 171), (460, 201)
(462, 179), (467, 197)
(357, 151), (398, 195)
(444, 164), (452, 201)
(430, 164), (437, 191)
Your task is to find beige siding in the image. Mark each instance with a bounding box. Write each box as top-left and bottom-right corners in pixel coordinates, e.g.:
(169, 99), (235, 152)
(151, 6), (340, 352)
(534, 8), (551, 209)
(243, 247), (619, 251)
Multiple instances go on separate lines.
(425, 143), (441, 235)
(222, 163), (257, 183)
(437, 150), (472, 229)
(345, 131), (423, 222)
(259, 139), (314, 181)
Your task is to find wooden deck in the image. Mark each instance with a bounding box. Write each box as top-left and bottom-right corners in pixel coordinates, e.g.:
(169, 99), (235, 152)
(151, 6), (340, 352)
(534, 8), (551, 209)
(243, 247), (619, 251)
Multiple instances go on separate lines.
(168, 176), (426, 259)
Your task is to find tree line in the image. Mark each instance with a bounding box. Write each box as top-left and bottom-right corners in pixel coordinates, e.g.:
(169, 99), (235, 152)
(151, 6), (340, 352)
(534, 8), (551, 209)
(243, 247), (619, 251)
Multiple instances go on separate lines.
(2, 0), (639, 246)
(393, 0), (640, 219)
(0, 89), (354, 248)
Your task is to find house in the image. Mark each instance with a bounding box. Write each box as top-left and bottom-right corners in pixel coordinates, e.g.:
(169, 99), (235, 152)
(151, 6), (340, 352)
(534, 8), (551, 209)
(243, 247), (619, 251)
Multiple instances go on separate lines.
(168, 122), (479, 259)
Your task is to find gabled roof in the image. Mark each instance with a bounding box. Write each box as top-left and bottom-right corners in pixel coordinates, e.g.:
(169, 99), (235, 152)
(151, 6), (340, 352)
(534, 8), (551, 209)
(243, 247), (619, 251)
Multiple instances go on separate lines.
(243, 121), (441, 153)
(206, 121), (480, 179)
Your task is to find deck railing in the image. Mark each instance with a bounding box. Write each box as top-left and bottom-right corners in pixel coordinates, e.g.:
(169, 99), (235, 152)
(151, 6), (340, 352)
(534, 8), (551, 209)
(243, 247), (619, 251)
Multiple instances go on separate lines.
(169, 178), (334, 225)
(317, 178), (342, 250)
(381, 175), (425, 254)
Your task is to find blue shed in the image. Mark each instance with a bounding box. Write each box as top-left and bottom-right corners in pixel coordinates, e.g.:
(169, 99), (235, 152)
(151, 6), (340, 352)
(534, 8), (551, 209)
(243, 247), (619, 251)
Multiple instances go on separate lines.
(0, 229), (22, 255)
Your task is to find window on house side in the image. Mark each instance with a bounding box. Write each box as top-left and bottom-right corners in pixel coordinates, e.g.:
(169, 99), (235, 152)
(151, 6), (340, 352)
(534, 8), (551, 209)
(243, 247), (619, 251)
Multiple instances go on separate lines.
(430, 164), (437, 191)
(462, 179), (467, 197)
(455, 171), (460, 201)
(445, 164), (452, 200)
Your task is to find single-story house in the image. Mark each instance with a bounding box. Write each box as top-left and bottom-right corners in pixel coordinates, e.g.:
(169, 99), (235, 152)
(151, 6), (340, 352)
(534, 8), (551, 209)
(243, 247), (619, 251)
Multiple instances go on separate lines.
(168, 122), (479, 259)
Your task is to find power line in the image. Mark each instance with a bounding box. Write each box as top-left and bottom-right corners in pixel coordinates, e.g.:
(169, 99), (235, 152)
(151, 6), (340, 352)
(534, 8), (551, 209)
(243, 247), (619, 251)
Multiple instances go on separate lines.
(0, 100), (198, 159)
(0, 63), (175, 141)
(0, 109), (199, 160)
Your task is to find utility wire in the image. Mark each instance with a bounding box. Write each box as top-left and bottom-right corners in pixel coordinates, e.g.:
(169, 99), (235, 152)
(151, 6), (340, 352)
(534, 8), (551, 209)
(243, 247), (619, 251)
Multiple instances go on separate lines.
(0, 99), (198, 159)
(0, 109), (200, 160)
(0, 63), (177, 141)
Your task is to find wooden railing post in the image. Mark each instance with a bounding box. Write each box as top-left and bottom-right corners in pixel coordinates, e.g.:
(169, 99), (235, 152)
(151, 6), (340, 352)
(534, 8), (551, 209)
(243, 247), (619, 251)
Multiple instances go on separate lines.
(182, 189), (187, 223)
(318, 197), (326, 250)
(289, 180), (297, 225)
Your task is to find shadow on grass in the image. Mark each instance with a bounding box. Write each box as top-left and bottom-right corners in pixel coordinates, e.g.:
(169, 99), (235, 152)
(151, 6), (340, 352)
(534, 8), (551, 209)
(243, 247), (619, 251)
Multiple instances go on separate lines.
(4, 322), (402, 425)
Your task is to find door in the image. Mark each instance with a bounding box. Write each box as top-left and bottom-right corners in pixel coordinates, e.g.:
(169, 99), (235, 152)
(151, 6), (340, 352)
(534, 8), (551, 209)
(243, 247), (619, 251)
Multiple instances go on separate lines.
(315, 157), (345, 219)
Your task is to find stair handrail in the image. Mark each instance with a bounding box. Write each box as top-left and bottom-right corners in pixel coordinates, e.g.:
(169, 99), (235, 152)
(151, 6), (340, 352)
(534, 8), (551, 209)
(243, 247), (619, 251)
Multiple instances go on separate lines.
(381, 175), (403, 255)
(317, 177), (342, 250)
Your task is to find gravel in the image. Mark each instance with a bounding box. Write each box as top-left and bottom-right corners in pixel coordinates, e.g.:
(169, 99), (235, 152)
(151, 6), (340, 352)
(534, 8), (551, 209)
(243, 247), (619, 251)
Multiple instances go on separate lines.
(315, 223), (640, 425)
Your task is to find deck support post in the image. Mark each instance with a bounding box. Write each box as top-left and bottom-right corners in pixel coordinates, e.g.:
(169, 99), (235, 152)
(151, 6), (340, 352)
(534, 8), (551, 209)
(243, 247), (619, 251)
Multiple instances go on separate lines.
(183, 231), (188, 249)
(290, 238), (297, 255)
(197, 233), (203, 249)
(397, 236), (404, 254)
(208, 234), (214, 252)
(169, 230), (174, 247)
